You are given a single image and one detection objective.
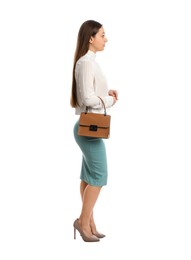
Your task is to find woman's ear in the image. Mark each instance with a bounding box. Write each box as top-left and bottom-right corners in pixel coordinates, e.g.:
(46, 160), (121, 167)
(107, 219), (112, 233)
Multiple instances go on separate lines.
(89, 36), (94, 43)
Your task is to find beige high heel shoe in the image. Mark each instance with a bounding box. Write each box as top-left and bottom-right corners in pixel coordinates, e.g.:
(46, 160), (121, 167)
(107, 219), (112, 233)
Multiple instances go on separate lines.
(92, 231), (106, 239)
(73, 219), (100, 242)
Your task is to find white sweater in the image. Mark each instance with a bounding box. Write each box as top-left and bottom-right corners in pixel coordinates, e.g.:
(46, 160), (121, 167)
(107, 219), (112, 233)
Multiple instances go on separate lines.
(75, 50), (114, 115)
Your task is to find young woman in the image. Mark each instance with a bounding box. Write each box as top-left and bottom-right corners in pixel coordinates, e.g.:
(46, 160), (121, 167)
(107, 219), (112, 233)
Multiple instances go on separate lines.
(70, 20), (118, 242)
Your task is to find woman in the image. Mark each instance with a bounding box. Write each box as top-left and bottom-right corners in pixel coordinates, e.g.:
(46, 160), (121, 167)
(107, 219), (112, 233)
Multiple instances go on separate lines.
(70, 20), (118, 242)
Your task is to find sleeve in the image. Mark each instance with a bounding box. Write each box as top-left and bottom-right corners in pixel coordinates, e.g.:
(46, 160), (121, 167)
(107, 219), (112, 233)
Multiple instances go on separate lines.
(102, 96), (115, 108)
(76, 60), (114, 109)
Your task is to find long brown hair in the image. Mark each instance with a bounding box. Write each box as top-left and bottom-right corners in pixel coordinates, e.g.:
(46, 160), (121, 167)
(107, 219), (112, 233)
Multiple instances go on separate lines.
(70, 20), (102, 108)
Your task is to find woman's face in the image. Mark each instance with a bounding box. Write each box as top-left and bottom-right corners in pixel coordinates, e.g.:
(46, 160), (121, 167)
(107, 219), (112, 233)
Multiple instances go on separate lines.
(89, 26), (108, 52)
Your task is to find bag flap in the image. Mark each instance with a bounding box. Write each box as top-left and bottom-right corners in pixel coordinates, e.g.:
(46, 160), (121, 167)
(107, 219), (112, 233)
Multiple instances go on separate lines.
(79, 112), (111, 128)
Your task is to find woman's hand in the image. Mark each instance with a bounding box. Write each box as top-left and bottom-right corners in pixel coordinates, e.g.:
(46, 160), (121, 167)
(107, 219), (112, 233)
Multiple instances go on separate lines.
(108, 89), (118, 100)
(109, 89), (118, 105)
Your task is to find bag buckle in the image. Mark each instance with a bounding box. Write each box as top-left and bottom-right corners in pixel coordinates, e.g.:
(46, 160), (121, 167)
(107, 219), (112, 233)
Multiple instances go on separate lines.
(89, 125), (97, 131)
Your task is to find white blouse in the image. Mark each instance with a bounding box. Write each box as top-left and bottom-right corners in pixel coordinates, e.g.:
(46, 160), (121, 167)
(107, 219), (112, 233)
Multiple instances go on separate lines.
(75, 50), (114, 115)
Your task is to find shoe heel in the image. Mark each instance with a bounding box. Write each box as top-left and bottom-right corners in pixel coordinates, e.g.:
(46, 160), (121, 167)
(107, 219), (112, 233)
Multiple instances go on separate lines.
(74, 227), (76, 239)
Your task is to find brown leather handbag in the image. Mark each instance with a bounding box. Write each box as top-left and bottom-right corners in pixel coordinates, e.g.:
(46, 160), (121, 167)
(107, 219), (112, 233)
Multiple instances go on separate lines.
(78, 97), (111, 138)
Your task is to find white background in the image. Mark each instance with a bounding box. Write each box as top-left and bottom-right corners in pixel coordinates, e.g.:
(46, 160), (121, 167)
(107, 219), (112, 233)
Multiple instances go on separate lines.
(0, 0), (191, 259)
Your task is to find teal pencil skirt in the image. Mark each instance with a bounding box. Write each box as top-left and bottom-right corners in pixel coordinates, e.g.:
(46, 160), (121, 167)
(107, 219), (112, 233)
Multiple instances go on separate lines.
(73, 120), (108, 186)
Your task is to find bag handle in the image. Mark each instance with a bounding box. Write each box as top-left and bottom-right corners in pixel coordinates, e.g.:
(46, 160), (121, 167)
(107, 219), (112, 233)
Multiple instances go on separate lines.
(85, 96), (107, 116)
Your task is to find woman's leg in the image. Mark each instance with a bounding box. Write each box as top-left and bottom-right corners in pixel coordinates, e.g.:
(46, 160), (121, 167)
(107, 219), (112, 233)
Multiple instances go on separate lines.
(80, 181), (102, 234)
(79, 180), (101, 237)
